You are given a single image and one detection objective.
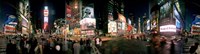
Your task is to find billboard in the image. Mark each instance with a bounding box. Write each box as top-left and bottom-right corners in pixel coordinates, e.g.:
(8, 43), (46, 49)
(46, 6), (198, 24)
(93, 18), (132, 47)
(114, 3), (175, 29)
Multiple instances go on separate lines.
(22, 18), (28, 34)
(108, 21), (117, 33)
(191, 15), (200, 35)
(80, 18), (96, 30)
(80, 2), (96, 36)
(43, 6), (49, 30)
(160, 2), (172, 19)
(160, 25), (176, 32)
(82, 6), (94, 18)
(4, 15), (17, 33)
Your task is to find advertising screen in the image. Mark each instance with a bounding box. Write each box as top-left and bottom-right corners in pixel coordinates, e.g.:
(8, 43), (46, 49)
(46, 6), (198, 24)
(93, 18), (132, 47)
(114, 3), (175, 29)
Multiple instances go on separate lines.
(4, 15), (17, 33)
(160, 2), (172, 19)
(22, 18), (28, 34)
(82, 6), (94, 18)
(80, 2), (96, 36)
(191, 15), (200, 35)
(176, 19), (181, 29)
(80, 18), (96, 30)
(108, 21), (117, 33)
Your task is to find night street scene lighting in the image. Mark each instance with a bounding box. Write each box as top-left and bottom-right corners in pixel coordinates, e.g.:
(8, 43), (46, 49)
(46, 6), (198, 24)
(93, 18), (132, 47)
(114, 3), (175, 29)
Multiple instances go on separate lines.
(0, 0), (200, 54)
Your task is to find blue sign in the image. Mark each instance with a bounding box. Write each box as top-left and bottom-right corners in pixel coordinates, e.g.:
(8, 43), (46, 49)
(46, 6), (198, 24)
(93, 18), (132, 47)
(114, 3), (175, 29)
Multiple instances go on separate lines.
(192, 15), (200, 25)
(4, 15), (17, 25)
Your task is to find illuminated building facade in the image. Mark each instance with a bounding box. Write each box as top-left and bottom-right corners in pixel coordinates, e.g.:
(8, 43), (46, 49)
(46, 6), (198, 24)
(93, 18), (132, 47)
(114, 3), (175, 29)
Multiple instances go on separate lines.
(150, 0), (185, 36)
(43, 6), (49, 32)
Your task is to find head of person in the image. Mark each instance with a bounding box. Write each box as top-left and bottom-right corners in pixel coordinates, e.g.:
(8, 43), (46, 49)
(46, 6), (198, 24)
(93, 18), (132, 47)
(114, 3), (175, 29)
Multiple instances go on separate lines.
(195, 42), (199, 46)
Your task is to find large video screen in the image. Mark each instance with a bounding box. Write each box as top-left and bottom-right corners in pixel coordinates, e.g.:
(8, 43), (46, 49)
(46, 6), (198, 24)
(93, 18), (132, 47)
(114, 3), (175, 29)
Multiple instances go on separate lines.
(160, 2), (172, 19)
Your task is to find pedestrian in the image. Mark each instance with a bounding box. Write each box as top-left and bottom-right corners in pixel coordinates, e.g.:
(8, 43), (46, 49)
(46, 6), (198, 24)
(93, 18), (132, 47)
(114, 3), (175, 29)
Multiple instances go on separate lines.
(195, 43), (200, 54)
(95, 37), (102, 48)
(170, 40), (175, 54)
(190, 42), (199, 54)
(6, 39), (17, 54)
(62, 38), (68, 54)
(185, 38), (188, 43)
(29, 37), (38, 54)
(73, 40), (80, 54)
(80, 38), (84, 53)
(20, 37), (29, 54)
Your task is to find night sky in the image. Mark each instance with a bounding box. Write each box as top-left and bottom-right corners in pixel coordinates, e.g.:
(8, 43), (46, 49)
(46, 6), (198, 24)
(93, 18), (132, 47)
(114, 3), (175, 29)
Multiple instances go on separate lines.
(0, 0), (200, 32)
(0, 0), (19, 32)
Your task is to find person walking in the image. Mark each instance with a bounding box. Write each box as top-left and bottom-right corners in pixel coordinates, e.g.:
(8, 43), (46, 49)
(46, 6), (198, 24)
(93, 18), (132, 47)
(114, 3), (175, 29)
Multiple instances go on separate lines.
(73, 40), (80, 54)
(6, 39), (17, 54)
(62, 38), (68, 54)
(170, 40), (175, 54)
(195, 42), (200, 54)
(189, 42), (199, 54)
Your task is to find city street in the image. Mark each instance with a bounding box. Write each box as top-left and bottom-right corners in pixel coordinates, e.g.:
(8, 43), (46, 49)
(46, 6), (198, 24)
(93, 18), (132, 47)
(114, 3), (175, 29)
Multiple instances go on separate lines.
(1, 0), (200, 54)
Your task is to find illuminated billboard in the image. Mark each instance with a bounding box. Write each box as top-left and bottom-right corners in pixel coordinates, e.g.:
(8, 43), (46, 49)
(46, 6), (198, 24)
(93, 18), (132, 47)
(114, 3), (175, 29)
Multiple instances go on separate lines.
(4, 15), (17, 33)
(80, 18), (96, 30)
(191, 15), (200, 35)
(80, 2), (96, 36)
(160, 2), (172, 19)
(43, 6), (49, 30)
(82, 6), (94, 18)
(108, 21), (117, 33)
(160, 25), (176, 32)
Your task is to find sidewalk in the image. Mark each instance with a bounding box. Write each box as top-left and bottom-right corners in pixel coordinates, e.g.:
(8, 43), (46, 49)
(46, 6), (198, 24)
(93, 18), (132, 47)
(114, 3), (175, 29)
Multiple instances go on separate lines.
(0, 37), (7, 54)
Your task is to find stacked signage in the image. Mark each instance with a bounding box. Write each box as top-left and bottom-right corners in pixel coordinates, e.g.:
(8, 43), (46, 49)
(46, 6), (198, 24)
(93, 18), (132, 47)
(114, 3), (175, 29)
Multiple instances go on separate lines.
(43, 6), (49, 30)
(80, 4), (96, 36)
(191, 15), (200, 35)
(4, 15), (17, 34)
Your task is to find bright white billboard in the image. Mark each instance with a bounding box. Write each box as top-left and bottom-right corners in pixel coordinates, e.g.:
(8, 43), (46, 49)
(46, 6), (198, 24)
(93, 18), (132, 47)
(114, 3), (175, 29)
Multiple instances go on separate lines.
(160, 25), (176, 32)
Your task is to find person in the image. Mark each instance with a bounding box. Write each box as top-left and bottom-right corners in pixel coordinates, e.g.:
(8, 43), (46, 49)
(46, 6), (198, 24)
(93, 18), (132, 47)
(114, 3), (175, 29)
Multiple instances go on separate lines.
(170, 40), (175, 54)
(95, 37), (102, 48)
(195, 43), (200, 54)
(189, 42), (199, 54)
(29, 37), (38, 54)
(6, 39), (17, 54)
(62, 38), (68, 54)
(86, 38), (91, 54)
(73, 40), (80, 54)
(185, 38), (188, 43)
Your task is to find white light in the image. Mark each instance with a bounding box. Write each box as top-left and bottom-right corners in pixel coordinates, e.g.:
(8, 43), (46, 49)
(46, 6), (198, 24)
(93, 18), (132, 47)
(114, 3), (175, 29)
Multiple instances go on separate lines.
(160, 25), (176, 32)
(45, 6), (48, 9)
(44, 17), (48, 22)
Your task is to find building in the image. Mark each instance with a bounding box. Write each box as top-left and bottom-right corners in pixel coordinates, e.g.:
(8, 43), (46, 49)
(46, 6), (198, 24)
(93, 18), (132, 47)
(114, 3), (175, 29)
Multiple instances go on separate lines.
(18, 0), (32, 35)
(150, 0), (185, 36)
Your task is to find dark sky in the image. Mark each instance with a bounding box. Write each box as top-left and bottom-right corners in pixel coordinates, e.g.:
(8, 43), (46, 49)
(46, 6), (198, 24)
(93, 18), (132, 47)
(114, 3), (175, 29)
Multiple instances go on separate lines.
(185, 0), (200, 31)
(29, 0), (65, 30)
(124, 0), (149, 28)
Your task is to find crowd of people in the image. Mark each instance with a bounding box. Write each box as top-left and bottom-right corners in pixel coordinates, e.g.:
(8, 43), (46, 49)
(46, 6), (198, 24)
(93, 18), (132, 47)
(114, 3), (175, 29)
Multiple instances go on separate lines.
(4, 34), (102, 54)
